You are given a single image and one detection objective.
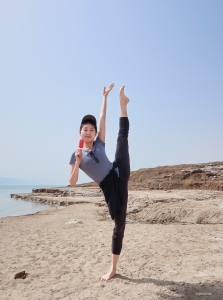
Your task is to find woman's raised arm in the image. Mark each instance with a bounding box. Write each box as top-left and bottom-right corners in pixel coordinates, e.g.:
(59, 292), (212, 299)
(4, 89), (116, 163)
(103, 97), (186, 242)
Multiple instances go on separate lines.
(98, 83), (114, 143)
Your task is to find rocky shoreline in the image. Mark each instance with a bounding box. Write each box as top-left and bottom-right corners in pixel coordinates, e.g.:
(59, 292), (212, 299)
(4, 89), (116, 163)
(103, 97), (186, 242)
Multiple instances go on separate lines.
(10, 187), (223, 225)
(10, 187), (103, 206)
(10, 161), (223, 209)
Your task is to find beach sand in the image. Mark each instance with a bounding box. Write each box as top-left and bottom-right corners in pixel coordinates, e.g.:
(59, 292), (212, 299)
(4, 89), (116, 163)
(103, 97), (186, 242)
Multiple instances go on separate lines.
(0, 189), (223, 300)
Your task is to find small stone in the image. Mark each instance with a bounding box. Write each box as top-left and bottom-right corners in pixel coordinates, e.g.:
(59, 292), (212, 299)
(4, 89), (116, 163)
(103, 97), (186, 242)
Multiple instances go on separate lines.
(66, 219), (83, 225)
(169, 285), (177, 292)
(14, 271), (28, 279)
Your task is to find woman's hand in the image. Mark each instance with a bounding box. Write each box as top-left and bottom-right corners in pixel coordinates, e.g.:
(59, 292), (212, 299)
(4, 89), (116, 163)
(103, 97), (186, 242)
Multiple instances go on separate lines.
(75, 149), (82, 164)
(103, 83), (114, 97)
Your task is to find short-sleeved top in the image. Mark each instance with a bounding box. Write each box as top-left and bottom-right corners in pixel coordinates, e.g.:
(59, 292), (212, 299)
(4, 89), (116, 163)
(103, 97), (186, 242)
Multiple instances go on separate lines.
(69, 136), (118, 185)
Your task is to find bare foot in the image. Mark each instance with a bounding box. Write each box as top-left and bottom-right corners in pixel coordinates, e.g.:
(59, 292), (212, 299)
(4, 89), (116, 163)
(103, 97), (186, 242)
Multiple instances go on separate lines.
(119, 86), (130, 105)
(100, 267), (116, 282)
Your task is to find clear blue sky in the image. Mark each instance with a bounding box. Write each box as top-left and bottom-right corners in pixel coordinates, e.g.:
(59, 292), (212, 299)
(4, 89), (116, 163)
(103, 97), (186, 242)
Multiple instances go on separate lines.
(0, 0), (222, 185)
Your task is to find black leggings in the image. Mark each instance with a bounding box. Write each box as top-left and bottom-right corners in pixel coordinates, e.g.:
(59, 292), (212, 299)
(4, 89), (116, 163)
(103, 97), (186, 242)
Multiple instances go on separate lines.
(112, 117), (130, 255)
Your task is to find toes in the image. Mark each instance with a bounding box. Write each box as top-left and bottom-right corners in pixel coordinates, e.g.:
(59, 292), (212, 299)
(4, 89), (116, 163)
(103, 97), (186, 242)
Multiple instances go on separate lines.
(100, 276), (106, 282)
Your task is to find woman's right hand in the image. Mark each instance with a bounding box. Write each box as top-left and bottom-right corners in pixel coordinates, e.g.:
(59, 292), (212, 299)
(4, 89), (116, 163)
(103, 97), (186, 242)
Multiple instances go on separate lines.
(103, 83), (114, 97)
(75, 149), (82, 164)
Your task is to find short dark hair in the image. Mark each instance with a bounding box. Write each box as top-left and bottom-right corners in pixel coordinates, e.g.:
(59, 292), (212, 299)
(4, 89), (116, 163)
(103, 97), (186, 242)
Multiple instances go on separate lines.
(79, 120), (97, 132)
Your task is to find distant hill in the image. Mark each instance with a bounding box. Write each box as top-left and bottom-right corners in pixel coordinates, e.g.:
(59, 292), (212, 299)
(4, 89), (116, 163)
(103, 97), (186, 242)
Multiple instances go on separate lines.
(0, 177), (61, 186)
(76, 161), (223, 191)
(0, 177), (32, 185)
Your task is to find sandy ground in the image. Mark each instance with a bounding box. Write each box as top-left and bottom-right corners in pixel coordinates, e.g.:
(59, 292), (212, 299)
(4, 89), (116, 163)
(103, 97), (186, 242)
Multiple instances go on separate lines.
(1, 190), (223, 300)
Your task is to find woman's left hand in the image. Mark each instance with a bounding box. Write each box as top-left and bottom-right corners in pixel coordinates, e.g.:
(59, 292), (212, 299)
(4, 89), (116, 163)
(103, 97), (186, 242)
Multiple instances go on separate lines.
(103, 83), (114, 97)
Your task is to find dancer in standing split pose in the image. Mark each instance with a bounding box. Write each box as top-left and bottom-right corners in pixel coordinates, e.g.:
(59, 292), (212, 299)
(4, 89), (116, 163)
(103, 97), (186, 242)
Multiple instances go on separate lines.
(69, 84), (130, 281)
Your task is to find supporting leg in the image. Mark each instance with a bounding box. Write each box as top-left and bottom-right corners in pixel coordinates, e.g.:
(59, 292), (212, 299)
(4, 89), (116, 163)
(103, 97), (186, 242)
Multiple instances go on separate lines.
(100, 254), (119, 282)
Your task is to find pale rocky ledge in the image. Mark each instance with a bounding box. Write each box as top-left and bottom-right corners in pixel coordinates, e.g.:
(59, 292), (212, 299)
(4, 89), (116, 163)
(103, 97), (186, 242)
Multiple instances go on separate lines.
(10, 161), (223, 224)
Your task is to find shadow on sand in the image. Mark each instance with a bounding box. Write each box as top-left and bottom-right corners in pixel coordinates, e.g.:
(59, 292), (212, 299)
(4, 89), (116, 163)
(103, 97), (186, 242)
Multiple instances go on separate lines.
(114, 274), (222, 300)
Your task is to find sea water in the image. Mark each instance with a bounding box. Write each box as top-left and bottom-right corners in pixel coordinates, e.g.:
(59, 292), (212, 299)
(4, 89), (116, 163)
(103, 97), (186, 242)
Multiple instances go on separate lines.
(0, 185), (58, 218)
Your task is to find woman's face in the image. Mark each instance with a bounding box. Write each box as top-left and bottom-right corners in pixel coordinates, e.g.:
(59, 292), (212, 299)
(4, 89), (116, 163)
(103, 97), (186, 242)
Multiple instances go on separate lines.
(80, 123), (97, 143)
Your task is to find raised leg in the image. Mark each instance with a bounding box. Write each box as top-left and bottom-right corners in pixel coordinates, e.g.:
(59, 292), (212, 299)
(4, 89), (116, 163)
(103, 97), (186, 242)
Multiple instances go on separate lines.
(119, 85), (129, 117)
(100, 86), (130, 282)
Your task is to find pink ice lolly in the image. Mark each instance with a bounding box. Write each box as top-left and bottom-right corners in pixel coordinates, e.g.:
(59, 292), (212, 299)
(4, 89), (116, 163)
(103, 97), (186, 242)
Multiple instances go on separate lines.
(78, 139), (84, 148)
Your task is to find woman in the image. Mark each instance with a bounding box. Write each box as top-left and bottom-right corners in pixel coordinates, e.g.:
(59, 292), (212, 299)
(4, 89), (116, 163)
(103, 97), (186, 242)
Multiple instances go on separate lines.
(69, 84), (130, 282)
